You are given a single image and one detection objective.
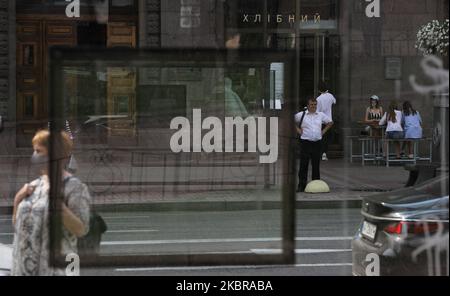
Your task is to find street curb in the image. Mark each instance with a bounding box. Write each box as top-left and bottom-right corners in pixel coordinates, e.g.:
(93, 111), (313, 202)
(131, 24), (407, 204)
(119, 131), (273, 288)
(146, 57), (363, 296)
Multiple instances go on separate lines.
(91, 200), (363, 212)
(0, 199), (362, 215)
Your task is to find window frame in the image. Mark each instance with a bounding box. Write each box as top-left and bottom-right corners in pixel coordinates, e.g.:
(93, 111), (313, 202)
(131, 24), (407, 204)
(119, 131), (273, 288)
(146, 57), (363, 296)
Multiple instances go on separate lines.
(48, 47), (297, 268)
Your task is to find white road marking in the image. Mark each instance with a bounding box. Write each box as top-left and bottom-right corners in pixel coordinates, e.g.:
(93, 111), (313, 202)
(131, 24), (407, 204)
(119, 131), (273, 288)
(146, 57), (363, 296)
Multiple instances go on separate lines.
(250, 248), (352, 254)
(115, 263), (353, 272)
(294, 263), (353, 267)
(296, 236), (353, 241)
(0, 215), (153, 221)
(107, 230), (159, 233)
(101, 236), (352, 246)
(102, 216), (152, 219)
(0, 233), (13, 236)
(102, 238), (276, 246)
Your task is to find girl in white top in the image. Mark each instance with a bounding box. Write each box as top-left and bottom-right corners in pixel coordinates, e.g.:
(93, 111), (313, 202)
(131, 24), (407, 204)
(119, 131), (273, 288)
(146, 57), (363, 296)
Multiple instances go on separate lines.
(379, 101), (404, 158)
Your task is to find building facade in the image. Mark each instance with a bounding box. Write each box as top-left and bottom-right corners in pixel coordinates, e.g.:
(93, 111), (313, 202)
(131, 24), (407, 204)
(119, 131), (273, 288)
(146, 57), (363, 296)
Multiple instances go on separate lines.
(0, 0), (448, 152)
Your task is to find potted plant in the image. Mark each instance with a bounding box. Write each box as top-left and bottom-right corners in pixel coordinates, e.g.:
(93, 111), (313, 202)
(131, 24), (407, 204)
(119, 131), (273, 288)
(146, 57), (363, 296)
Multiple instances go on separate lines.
(413, 19), (449, 171)
(415, 19), (449, 57)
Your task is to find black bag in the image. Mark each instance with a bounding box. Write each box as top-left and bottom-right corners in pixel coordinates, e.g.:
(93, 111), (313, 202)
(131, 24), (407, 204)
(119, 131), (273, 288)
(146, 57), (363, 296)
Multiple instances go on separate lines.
(295, 108), (307, 156)
(77, 211), (107, 257)
(63, 176), (107, 257)
(298, 109), (307, 130)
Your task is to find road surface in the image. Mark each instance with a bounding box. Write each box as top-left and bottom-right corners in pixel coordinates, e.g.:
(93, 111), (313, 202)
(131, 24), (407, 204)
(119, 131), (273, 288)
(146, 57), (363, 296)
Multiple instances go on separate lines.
(0, 207), (362, 275)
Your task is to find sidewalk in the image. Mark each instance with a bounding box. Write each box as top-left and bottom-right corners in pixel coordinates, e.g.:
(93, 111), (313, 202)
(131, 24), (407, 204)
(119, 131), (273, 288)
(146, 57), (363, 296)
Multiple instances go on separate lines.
(0, 158), (410, 213)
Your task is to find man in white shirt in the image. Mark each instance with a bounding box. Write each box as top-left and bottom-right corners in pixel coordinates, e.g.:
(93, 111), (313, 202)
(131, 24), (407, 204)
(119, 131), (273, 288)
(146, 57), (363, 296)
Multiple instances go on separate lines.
(295, 98), (333, 192)
(316, 81), (336, 161)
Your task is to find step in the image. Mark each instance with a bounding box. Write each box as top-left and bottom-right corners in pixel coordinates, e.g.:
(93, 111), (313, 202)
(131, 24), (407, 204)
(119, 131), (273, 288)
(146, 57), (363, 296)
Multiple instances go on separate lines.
(326, 151), (344, 159)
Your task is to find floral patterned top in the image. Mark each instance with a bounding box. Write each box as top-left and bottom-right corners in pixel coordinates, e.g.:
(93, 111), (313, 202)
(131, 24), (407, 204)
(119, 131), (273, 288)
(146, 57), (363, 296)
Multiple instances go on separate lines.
(11, 175), (91, 276)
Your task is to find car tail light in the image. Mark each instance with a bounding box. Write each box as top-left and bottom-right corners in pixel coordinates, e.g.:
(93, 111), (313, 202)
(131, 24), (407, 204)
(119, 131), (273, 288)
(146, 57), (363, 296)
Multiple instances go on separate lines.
(384, 221), (441, 235)
(384, 222), (403, 234)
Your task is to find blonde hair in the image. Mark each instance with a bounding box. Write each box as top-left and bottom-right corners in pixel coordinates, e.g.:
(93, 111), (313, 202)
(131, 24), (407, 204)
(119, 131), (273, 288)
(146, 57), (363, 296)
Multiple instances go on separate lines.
(32, 129), (73, 159)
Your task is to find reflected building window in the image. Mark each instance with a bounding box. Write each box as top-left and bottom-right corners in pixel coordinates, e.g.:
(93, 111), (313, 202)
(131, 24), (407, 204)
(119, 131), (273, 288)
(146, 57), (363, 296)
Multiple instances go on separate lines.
(23, 94), (35, 118)
(23, 45), (35, 66)
(114, 95), (130, 115)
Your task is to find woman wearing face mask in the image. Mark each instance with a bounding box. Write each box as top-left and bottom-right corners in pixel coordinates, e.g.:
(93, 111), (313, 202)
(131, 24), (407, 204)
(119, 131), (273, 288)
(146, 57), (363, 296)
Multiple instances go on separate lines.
(11, 130), (90, 276)
(363, 95), (383, 136)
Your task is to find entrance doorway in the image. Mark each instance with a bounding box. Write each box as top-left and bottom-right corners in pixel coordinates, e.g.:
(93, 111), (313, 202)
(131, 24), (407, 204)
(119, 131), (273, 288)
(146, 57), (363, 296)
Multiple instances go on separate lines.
(298, 33), (342, 156)
(297, 34), (339, 107)
(263, 32), (341, 154)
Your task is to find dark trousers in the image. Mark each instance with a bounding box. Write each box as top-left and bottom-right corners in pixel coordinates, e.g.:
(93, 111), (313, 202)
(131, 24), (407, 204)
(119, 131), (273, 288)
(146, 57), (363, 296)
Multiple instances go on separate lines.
(321, 125), (333, 154)
(298, 139), (322, 190)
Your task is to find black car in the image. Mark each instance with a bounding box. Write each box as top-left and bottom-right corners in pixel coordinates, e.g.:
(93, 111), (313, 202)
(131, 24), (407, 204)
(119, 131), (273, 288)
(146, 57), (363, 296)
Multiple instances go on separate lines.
(352, 173), (449, 276)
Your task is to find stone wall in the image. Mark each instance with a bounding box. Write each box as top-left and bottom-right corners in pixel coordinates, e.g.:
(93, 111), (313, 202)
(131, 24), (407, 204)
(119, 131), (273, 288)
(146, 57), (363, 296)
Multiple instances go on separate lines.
(340, 0), (449, 137)
(140, 0), (161, 48)
(0, 0), (9, 118)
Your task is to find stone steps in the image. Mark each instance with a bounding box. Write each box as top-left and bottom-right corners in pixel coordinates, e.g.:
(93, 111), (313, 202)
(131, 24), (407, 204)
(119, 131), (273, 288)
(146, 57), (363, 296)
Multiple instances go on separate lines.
(328, 144), (344, 159)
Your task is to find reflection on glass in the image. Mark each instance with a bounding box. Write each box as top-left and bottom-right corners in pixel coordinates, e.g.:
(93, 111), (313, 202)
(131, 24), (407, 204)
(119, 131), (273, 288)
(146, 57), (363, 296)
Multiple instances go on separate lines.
(10, 130), (92, 275)
(114, 95), (129, 115)
(56, 56), (286, 258)
(301, 0), (337, 19)
(240, 33), (265, 49)
(111, 0), (133, 7)
(23, 45), (34, 66)
(138, 85), (186, 127)
(224, 77), (248, 117)
(24, 94), (34, 117)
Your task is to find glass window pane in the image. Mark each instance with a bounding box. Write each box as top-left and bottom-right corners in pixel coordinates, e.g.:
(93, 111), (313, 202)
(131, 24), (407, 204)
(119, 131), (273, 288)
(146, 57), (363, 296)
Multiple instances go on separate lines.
(49, 50), (293, 264)
(4, 0), (448, 277)
(24, 95), (34, 117)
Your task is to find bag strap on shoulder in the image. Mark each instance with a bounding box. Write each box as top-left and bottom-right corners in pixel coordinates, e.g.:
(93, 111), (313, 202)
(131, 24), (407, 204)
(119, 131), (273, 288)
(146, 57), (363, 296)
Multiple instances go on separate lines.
(298, 109), (307, 128)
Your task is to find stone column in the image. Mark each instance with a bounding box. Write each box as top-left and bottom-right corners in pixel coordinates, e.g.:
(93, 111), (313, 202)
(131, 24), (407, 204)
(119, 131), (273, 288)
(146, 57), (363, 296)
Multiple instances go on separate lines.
(0, 0), (15, 154)
(338, 0), (353, 155)
(0, 0), (11, 119)
(432, 93), (449, 169)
